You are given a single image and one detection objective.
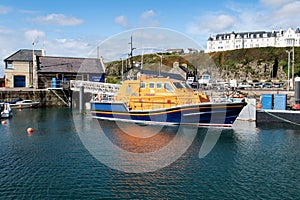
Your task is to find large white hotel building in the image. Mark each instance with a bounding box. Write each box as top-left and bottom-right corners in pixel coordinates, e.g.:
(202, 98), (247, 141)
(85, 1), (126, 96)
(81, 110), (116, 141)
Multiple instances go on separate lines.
(206, 28), (300, 52)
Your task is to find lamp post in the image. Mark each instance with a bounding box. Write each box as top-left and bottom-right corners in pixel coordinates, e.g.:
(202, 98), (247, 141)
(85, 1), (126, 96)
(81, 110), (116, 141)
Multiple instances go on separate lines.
(226, 65), (228, 83)
(292, 46), (295, 90)
(121, 58), (124, 82)
(154, 52), (163, 77)
(286, 49), (292, 91)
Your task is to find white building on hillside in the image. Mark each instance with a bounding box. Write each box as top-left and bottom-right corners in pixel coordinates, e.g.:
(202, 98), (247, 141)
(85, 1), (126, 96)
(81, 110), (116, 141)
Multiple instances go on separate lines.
(206, 28), (300, 52)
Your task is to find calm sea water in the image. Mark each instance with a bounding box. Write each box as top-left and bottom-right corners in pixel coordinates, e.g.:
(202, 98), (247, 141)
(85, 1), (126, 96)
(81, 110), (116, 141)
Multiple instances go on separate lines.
(0, 108), (299, 199)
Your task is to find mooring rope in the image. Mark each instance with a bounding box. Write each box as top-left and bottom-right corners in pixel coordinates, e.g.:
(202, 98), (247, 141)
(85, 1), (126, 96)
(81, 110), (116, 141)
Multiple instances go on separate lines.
(260, 109), (300, 126)
(244, 98), (300, 126)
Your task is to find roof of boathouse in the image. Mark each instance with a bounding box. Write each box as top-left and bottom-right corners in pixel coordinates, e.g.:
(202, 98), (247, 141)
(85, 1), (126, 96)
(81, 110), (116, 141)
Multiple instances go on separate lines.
(4, 49), (43, 62)
(37, 56), (105, 74)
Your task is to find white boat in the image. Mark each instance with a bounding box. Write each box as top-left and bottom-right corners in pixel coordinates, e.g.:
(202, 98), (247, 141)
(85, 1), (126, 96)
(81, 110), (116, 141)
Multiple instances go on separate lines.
(9, 99), (40, 109)
(1, 103), (13, 118)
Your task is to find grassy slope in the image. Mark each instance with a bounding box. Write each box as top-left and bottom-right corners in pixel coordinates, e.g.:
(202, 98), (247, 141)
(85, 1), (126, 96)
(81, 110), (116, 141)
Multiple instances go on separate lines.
(105, 47), (300, 83)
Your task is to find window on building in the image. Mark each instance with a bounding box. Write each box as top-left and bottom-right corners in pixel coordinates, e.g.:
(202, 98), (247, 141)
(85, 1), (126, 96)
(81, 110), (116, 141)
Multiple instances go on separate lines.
(6, 62), (13, 69)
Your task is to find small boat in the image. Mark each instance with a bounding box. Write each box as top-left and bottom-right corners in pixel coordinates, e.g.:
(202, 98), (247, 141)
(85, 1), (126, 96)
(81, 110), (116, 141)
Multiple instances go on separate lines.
(9, 98), (40, 109)
(1, 103), (13, 118)
(90, 75), (247, 127)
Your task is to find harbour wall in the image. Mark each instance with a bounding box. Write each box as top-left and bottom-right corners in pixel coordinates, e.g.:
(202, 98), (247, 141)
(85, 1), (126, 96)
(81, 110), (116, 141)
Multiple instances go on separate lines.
(0, 89), (72, 107)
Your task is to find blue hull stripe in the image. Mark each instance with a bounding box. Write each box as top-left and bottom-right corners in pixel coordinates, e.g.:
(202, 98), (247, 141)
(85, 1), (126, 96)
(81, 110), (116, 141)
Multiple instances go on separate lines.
(90, 102), (246, 126)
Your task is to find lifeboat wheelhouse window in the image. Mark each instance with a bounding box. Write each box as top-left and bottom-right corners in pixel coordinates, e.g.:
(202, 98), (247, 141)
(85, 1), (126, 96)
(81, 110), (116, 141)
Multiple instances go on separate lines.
(156, 82), (162, 89)
(173, 82), (184, 89)
(140, 82), (146, 89)
(149, 82), (155, 89)
(182, 82), (191, 89)
(164, 82), (174, 92)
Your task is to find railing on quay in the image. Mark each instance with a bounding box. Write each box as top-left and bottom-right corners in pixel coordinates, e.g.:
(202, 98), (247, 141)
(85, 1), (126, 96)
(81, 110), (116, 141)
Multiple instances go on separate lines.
(69, 80), (121, 94)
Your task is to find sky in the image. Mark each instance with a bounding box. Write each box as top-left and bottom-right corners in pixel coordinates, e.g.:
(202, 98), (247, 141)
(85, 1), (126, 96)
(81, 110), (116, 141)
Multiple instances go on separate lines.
(0, 0), (300, 76)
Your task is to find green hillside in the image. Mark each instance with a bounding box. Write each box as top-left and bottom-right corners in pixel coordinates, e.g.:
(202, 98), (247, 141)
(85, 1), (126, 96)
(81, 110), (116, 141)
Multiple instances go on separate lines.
(105, 47), (300, 83)
(210, 47), (300, 81)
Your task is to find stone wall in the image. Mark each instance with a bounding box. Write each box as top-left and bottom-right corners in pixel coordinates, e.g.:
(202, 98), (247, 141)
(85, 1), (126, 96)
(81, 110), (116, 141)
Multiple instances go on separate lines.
(0, 89), (72, 107)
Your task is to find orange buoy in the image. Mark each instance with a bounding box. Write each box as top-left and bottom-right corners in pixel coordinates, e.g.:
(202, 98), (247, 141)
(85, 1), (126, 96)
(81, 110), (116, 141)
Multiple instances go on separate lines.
(256, 103), (262, 109)
(1, 121), (7, 125)
(27, 127), (34, 133)
(293, 104), (300, 110)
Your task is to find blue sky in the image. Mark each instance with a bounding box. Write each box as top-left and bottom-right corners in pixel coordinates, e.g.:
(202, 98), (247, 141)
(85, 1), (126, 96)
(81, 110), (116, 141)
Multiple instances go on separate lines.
(0, 0), (300, 75)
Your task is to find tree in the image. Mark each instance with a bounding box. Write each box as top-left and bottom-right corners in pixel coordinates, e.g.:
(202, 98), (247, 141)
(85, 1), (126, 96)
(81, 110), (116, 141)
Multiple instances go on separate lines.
(271, 58), (278, 78)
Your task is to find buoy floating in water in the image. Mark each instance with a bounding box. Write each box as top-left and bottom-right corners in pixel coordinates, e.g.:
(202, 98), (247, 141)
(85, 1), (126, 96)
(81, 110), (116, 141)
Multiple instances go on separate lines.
(27, 127), (34, 133)
(1, 121), (7, 125)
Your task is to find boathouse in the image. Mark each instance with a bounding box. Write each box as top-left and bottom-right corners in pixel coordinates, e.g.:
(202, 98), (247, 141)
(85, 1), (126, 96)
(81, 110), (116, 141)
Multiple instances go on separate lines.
(4, 49), (44, 88)
(3, 49), (105, 89)
(36, 56), (105, 88)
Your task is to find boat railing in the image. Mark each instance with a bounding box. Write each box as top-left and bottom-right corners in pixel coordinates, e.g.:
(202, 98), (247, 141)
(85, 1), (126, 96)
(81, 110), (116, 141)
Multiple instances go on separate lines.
(93, 92), (118, 102)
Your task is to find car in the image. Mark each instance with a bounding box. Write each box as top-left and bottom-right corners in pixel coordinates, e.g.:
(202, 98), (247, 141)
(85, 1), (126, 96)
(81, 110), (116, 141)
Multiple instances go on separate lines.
(273, 82), (284, 88)
(238, 82), (252, 89)
(186, 77), (194, 84)
(263, 83), (272, 88)
(254, 82), (263, 88)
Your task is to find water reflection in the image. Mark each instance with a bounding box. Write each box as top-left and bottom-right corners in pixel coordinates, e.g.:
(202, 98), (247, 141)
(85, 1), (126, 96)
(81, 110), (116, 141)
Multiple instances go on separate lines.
(98, 121), (177, 153)
(75, 114), (200, 173)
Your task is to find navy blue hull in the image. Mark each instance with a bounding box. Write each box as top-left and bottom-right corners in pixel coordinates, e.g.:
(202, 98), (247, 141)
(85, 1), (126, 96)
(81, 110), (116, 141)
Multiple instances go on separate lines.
(90, 101), (246, 126)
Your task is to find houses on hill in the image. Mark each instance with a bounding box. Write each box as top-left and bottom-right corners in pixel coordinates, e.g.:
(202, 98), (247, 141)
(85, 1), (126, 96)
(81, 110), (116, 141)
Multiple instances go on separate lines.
(206, 27), (300, 52)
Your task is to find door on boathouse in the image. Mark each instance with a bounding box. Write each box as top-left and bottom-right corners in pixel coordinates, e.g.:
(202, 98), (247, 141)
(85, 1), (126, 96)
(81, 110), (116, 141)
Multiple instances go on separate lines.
(14, 76), (26, 87)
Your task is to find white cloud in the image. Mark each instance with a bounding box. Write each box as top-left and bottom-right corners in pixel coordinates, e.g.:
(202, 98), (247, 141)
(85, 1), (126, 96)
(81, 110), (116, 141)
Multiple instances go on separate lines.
(138, 10), (159, 27)
(188, 13), (236, 37)
(257, 1), (300, 29)
(273, 1), (300, 18)
(186, 0), (300, 43)
(260, 0), (295, 7)
(114, 15), (130, 28)
(32, 14), (83, 26)
(206, 14), (236, 32)
(141, 10), (156, 19)
(24, 29), (45, 43)
(46, 38), (92, 57)
(0, 5), (11, 14)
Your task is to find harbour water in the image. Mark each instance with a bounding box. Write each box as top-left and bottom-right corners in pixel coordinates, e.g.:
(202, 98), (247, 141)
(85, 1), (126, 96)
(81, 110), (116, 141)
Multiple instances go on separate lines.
(0, 108), (299, 199)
